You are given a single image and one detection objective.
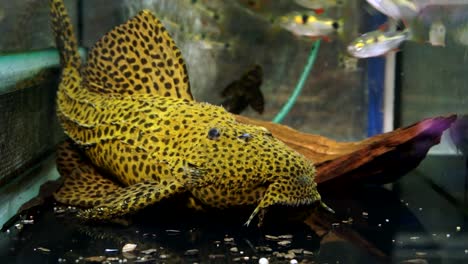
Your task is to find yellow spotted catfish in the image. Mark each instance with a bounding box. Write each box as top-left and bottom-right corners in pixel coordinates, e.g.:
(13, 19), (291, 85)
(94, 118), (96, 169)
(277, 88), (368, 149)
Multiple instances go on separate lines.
(50, 0), (331, 226)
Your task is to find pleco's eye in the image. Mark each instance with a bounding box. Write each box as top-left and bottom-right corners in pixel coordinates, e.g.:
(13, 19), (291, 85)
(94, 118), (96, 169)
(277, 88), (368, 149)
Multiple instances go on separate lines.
(238, 133), (252, 142)
(208, 128), (221, 140)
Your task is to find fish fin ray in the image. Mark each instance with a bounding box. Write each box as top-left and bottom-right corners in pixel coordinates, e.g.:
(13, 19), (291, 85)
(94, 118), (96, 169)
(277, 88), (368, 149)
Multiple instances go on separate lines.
(77, 180), (184, 220)
(313, 8), (325, 15)
(82, 10), (193, 101)
(54, 141), (123, 208)
(50, 0), (81, 69)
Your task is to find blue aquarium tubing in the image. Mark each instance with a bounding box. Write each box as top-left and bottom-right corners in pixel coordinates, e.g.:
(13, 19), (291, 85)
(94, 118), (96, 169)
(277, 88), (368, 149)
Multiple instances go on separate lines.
(272, 40), (321, 124)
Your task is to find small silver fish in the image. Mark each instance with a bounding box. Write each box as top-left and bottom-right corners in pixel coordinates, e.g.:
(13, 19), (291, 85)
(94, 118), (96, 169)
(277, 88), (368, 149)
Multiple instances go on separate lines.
(294, 0), (345, 12)
(366, 0), (420, 21)
(347, 28), (411, 58)
(453, 22), (468, 47)
(414, 0), (468, 7)
(277, 11), (342, 40)
(428, 20), (446, 47)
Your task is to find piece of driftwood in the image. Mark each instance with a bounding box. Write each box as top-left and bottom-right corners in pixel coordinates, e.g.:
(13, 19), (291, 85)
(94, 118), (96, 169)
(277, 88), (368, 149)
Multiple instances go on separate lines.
(236, 114), (457, 189)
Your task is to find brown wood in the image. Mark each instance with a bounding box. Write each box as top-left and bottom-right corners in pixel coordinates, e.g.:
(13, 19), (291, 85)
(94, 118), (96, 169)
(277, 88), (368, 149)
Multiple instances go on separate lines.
(236, 114), (457, 189)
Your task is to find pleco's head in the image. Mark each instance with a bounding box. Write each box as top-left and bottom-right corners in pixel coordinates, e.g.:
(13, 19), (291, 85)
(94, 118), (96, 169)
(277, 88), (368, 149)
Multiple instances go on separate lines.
(174, 103), (320, 205)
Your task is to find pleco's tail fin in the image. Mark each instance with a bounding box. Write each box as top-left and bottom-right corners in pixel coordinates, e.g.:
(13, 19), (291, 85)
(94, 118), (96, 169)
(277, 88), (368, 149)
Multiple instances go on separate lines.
(49, 0), (81, 69)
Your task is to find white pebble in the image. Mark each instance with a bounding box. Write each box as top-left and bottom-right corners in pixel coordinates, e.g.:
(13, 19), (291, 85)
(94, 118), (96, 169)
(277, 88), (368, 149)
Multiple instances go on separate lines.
(141, 249), (157, 255)
(277, 240), (291, 246)
(456, 226), (461, 232)
(184, 249), (199, 256)
(289, 249), (303, 254)
(230, 247), (239, 253)
(259, 257), (269, 264)
(35, 247), (51, 253)
(290, 259), (298, 264)
(122, 243), (137, 253)
(265, 235), (279, 241)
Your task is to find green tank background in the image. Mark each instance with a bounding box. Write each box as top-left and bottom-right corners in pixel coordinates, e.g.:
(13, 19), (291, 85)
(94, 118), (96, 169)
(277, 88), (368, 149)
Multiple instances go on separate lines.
(0, 0), (78, 188)
(0, 1), (467, 257)
(8, 0), (468, 227)
(399, 5), (468, 154)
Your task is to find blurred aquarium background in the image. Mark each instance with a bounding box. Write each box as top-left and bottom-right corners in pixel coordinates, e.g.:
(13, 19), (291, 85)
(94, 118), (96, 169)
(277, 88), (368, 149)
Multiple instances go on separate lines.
(0, 0), (468, 263)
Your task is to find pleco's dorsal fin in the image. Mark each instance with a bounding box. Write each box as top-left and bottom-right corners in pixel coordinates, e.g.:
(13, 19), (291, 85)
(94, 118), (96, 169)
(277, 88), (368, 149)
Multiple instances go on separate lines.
(50, 0), (82, 70)
(82, 10), (193, 101)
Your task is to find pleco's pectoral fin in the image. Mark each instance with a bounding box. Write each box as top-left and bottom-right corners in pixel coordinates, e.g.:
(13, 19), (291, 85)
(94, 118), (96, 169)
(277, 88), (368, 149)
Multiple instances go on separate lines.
(54, 167), (122, 208)
(319, 201), (335, 214)
(77, 180), (185, 221)
(56, 139), (86, 177)
(244, 182), (326, 227)
(54, 140), (186, 221)
(181, 161), (207, 185)
(244, 190), (272, 227)
(54, 140), (123, 208)
(82, 9), (193, 101)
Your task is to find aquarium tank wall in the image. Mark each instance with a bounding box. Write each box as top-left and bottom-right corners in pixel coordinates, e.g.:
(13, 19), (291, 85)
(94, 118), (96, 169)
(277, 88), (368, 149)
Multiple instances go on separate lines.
(0, 0), (467, 263)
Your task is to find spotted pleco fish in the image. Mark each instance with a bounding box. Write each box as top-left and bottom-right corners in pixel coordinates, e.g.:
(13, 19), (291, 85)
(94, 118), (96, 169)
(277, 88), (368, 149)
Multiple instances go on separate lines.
(50, 0), (330, 226)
